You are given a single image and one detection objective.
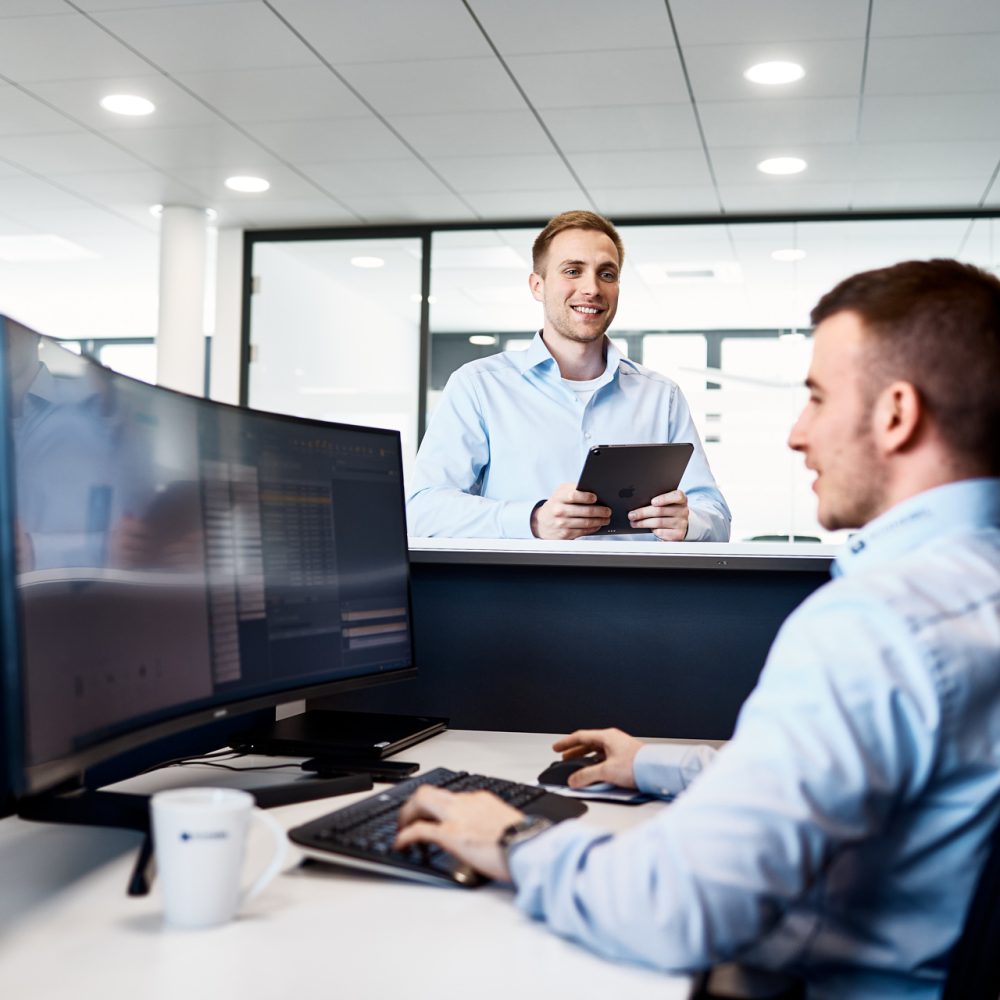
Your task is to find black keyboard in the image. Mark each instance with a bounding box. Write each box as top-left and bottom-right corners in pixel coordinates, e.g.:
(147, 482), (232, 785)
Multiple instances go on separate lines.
(289, 766), (587, 888)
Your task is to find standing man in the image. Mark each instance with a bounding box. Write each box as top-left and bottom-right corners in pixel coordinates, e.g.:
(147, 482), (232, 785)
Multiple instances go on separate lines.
(406, 210), (730, 541)
(396, 259), (1000, 998)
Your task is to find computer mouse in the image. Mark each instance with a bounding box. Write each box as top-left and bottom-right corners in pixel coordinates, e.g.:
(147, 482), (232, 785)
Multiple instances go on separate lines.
(537, 755), (609, 788)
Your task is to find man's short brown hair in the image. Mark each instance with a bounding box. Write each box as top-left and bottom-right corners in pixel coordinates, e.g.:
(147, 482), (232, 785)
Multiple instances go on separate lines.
(811, 258), (1000, 474)
(532, 210), (625, 276)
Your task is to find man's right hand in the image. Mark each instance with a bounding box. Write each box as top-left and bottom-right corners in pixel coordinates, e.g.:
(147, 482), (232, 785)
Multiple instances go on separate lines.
(552, 728), (644, 789)
(531, 483), (611, 540)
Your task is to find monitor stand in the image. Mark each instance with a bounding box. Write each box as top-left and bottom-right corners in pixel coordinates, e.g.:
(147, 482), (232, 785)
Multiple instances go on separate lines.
(236, 709), (449, 762)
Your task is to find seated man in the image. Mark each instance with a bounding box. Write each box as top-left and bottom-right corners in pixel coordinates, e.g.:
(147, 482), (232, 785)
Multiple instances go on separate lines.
(396, 259), (1000, 998)
(406, 210), (730, 541)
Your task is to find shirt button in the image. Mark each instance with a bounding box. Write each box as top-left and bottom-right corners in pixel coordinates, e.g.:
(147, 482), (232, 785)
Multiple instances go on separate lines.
(585, 433), (592, 439)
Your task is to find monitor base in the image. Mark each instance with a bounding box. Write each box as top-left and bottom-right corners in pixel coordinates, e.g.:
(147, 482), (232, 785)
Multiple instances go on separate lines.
(236, 709), (448, 761)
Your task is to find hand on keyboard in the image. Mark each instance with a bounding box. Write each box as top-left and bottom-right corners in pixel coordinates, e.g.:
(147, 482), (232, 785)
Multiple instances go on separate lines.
(395, 785), (524, 882)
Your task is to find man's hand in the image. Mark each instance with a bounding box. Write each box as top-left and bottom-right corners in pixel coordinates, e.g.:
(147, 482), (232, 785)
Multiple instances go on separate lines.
(531, 483), (611, 540)
(395, 785), (524, 882)
(628, 489), (689, 541)
(552, 728), (644, 790)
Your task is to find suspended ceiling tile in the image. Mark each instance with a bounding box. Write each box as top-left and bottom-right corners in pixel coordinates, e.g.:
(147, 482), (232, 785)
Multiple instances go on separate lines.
(90, 1), (316, 74)
(0, 12), (151, 83)
(219, 198), (361, 228)
(300, 157), (454, 198)
(469, 0), (674, 54)
(458, 189), (586, 220)
(339, 58), (524, 115)
(853, 141), (1000, 181)
(269, 0), (493, 63)
(540, 104), (702, 153)
(870, 0), (1000, 37)
(569, 149), (713, 189)
(506, 49), (688, 108)
(0, 84), (76, 136)
(26, 75), (220, 131)
(684, 38), (866, 101)
(387, 110), (552, 158)
(860, 94), (1000, 142)
(49, 169), (203, 206)
(102, 122), (277, 171)
(711, 144), (857, 184)
(1, 130), (146, 175)
(591, 185), (722, 216)
(338, 191), (479, 223)
(669, 0), (869, 45)
(243, 117), (409, 163)
(865, 34), (1000, 96)
(850, 178), (992, 211)
(177, 66), (368, 123)
(0, 175), (102, 213)
(716, 181), (855, 212)
(699, 98), (857, 147)
(430, 153), (578, 193)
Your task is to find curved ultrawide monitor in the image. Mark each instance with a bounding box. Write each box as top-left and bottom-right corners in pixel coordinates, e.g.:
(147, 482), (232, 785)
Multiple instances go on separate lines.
(0, 316), (415, 800)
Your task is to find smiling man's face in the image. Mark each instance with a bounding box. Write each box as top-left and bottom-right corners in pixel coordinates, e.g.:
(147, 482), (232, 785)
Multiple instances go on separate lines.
(530, 227), (621, 347)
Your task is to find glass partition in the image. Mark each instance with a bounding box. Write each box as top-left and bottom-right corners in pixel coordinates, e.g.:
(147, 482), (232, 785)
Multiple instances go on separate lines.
(245, 214), (1000, 543)
(247, 237), (423, 480)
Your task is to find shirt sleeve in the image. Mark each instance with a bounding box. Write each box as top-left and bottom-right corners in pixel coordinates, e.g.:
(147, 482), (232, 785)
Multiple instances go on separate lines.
(406, 368), (537, 538)
(508, 591), (937, 972)
(667, 384), (731, 542)
(633, 741), (718, 798)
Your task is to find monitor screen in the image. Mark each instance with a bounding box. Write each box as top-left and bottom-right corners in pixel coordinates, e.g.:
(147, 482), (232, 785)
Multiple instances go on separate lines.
(0, 316), (415, 800)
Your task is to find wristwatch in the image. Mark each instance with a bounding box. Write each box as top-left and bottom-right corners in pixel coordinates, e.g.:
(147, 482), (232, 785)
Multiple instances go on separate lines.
(498, 815), (554, 859)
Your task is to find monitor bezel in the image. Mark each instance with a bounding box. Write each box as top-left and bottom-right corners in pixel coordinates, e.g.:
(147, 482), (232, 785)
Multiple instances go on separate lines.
(0, 317), (417, 802)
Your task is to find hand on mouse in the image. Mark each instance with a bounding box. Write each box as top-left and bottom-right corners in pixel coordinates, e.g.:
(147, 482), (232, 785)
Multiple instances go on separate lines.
(552, 728), (643, 790)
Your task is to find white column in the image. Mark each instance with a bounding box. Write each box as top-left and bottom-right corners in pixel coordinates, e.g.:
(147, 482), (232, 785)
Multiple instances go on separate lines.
(156, 205), (207, 395)
(209, 226), (244, 404)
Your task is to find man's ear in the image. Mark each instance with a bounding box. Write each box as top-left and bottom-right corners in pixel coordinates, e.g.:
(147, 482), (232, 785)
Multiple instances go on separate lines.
(528, 271), (544, 303)
(873, 380), (922, 455)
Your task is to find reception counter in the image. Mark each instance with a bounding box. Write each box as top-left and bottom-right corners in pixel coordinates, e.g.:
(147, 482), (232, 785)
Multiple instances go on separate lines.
(324, 539), (836, 741)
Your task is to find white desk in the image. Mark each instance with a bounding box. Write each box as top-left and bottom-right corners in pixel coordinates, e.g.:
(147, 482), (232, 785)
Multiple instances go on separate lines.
(0, 730), (692, 1000)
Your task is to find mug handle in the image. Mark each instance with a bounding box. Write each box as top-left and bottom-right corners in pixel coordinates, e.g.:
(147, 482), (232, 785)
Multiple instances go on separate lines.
(242, 807), (290, 904)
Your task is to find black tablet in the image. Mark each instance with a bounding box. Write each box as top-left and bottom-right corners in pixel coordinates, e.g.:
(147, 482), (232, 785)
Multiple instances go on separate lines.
(576, 443), (694, 534)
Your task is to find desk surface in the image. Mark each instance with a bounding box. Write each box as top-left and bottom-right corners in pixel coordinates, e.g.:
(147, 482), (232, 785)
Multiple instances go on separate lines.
(0, 730), (692, 1000)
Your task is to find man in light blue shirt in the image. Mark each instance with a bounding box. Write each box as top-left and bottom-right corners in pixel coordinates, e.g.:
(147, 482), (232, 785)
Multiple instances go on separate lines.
(396, 259), (1000, 998)
(407, 210), (730, 541)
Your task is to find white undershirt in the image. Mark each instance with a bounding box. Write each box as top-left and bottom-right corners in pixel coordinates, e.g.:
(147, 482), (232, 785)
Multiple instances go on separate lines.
(560, 373), (605, 407)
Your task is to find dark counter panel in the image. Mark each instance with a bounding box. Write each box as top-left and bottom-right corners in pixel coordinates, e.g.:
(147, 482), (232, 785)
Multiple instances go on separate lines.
(319, 560), (826, 740)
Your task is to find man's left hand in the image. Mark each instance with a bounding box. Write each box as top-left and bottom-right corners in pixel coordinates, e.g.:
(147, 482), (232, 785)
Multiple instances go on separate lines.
(395, 785), (523, 882)
(628, 489), (689, 541)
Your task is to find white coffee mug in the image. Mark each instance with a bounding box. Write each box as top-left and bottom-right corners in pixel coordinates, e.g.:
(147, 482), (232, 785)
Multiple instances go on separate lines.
(151, 787), (288, 929)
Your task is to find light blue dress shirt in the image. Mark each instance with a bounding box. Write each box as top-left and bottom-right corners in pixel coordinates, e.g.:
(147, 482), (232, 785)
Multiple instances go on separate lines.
(406, 333), (731, 540)
(510, 478), (1000, 999)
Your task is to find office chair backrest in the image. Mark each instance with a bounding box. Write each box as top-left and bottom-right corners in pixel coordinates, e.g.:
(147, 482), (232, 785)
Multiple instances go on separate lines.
(941, 811), (1000, 1000)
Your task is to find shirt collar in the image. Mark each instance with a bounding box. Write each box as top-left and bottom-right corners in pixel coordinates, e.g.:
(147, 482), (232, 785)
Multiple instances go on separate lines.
(832, 478), (1000, 578)
(511, 330), (629, 382)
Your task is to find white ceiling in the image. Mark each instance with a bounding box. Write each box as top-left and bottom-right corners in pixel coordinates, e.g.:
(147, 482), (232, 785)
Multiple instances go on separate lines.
(2, 0), (1000, 339)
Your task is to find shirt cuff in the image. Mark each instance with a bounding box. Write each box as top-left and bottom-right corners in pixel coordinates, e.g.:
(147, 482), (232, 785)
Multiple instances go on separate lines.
(633, 742), (717, 798)
(500, 499), (543, 539)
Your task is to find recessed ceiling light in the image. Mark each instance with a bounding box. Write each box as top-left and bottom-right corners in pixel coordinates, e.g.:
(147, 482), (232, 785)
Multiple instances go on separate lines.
(100, 94), (155, 116)
(744, 61), (805, 85)
(469, 335), (497, 347)
(0, 235), (99, 262)
(224, 175), (270, 193)
(351, 256), (384, 269)
(149, 204), (218, 221)
(771, 248), (806, 262)
(757, 156), (807, 176)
